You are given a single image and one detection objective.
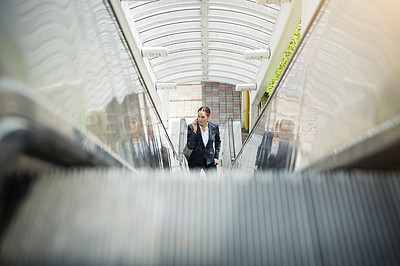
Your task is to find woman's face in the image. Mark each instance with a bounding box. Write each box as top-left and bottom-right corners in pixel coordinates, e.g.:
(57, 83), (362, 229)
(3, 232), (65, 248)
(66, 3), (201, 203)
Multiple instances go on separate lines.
(197, 111), (209, 127)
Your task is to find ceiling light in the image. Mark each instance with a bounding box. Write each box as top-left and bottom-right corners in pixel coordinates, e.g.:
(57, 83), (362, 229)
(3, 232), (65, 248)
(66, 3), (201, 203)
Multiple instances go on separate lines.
(235, 83), (257, 91)
(141, 47), (168, 57)
(155, 82), (176, 90)
(256, 0), (291, 4)
(243, 48), (271, 60)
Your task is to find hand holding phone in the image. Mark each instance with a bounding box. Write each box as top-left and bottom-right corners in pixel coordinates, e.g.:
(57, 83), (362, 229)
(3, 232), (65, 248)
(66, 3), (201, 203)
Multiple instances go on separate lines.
(192, 119), (198, 133)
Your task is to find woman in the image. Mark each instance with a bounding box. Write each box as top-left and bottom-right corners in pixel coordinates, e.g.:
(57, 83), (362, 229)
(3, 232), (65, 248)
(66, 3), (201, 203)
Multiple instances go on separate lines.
(187, 106), (221, 171)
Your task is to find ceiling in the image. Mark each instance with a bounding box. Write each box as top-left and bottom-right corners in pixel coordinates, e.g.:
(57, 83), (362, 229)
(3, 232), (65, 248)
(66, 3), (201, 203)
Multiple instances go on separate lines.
(125, 0), (285, 86)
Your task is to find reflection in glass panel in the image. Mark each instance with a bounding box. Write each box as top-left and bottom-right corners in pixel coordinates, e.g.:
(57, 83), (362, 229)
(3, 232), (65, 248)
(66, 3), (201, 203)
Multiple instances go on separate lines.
(0, 0), (181, 170)
(234, 0), (400, 172)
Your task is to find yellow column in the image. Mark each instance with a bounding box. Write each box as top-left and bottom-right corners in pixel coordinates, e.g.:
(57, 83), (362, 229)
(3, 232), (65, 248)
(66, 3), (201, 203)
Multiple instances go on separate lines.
(245, 91), (249, 131)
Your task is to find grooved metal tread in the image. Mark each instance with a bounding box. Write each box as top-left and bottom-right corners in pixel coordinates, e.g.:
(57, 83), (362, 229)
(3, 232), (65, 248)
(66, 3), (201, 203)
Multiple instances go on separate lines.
(1, 169), (399, 265)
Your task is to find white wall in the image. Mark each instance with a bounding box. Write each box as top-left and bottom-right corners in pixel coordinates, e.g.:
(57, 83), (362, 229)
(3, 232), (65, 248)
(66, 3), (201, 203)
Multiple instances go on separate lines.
(250, 0), (302, 130)
(301, 0), (322, 35)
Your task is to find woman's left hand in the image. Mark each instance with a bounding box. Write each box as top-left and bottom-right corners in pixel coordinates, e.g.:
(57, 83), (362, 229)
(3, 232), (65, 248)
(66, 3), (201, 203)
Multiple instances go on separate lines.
(214, 158), (219, 165)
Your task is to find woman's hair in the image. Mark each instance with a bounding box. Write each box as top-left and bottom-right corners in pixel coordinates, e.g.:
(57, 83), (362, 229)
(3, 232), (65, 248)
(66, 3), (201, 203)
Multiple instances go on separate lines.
(198, 106), (211, 117)
(279, 119), (294, 128)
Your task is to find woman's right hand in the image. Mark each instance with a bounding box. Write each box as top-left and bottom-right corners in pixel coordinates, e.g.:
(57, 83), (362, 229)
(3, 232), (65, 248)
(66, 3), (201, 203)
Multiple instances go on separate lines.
(192, 119), (198, 133)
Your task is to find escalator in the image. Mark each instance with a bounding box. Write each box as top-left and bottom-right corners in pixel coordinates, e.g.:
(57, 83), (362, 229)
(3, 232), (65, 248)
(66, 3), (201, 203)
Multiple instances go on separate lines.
(1, 169), (399, 266)
(1, 0), (400, 265)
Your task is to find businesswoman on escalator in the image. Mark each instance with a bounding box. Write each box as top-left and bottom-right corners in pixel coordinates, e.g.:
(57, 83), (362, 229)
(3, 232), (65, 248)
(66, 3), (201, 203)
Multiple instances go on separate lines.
(187, 106), (221, 172)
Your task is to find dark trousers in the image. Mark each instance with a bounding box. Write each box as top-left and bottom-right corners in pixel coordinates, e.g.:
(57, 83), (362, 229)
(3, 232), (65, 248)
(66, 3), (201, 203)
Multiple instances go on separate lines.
(189, 158), (216, 172)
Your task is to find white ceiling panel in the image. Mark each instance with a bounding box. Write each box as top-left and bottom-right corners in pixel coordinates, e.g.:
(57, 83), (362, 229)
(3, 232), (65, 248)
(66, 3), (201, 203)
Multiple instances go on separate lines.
(127, 0), (283, 85)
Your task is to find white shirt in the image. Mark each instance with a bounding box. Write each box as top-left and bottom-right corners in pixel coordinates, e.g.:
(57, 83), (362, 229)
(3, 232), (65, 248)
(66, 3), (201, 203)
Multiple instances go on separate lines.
(201, 127), (209, 147)
(270, 138), (279, 156)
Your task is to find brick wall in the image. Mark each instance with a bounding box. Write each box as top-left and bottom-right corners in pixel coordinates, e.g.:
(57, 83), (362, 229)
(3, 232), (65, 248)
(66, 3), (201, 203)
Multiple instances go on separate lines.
(169, 81), (242, 129)
(203, 82), (241, 127)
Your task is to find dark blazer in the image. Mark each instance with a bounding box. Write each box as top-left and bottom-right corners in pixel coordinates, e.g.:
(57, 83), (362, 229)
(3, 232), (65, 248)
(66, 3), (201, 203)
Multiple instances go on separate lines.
(255, 131), (273, 168)
(255, 131), (296, 170)
(187, 121), (221, 167)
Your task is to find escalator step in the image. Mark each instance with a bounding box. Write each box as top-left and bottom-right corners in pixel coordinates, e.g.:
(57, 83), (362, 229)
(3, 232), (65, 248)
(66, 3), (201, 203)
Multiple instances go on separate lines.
(1, 169), (399, 266)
